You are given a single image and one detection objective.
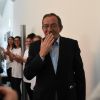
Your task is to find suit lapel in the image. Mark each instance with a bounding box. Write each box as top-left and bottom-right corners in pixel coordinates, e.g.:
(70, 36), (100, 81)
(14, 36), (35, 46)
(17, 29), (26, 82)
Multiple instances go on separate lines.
(56, 37), (66, 75)
(45, 53), (56, 75)
(55, 37), (63, 75)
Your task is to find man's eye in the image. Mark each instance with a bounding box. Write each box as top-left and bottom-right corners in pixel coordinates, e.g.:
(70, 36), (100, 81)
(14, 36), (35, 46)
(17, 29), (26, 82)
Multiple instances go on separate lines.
(42, 24), (57, 29)
(42, 25), (49, 29)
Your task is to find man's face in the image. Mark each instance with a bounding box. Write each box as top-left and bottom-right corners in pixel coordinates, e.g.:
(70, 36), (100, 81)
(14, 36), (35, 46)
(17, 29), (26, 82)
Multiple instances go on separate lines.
(42, 16), (61, 39)
(25, 38), (32, 47)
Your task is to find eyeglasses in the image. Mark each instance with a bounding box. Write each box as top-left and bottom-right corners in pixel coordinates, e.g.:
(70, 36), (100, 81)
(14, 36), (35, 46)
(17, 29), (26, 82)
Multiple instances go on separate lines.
(42, 23), (58, 30)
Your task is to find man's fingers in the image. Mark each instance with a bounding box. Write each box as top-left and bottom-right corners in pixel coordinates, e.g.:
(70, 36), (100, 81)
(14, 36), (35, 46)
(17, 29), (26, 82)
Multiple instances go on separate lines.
(44, 33), (54, 46)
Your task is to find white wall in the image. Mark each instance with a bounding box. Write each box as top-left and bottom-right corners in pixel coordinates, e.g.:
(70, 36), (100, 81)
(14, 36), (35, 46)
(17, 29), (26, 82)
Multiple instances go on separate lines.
(13, 0), (100, 99)
(0, 0), (13, 48)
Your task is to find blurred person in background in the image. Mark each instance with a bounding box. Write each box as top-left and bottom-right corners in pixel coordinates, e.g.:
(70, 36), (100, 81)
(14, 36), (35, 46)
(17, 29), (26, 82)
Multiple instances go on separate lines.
(8, 36), (22, 100)
(4, 36), (15, 86)
(27, 33), (36, 42)
(33, 35), (42, 42)
(17, 34), (42, 100)
(22, 36), (35, 100)
(0, 46), (5, 74)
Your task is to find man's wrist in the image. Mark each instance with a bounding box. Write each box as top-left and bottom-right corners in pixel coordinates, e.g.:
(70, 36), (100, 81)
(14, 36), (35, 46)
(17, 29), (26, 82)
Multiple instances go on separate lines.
(40, 56), (45, 61)
(39, 53), (45, 61)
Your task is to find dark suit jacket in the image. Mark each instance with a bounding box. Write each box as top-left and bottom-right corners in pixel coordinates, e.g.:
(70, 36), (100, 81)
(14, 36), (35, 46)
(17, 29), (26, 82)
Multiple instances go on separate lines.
(24, 36), (86, 100)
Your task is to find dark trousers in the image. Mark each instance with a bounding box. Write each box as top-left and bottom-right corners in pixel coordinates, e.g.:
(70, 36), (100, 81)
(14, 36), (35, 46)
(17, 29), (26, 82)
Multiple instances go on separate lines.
(24, 82), (33, 100)
(11, 77), (22, 100)
(7, 68), (12, 83)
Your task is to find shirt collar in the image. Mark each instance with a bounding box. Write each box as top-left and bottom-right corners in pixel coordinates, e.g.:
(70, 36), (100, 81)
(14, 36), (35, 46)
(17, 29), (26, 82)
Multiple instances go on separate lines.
(54, 37), (60, 46)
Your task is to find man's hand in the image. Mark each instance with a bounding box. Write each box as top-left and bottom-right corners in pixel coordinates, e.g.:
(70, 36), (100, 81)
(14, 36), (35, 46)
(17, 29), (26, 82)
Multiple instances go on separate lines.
(39, 33), (54, 58)
(0, 86), (18, 100)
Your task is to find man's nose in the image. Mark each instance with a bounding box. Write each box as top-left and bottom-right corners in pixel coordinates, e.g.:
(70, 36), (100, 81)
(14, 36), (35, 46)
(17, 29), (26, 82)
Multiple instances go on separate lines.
(47, 26), (53, 32)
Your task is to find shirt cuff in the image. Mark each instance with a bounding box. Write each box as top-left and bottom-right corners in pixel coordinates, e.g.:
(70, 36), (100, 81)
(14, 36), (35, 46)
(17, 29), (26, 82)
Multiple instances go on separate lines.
(40, 56), (45, 61)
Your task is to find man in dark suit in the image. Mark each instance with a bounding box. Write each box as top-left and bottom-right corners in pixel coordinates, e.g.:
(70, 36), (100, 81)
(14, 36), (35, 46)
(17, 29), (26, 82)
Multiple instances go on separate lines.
(24, 13), (86, 100)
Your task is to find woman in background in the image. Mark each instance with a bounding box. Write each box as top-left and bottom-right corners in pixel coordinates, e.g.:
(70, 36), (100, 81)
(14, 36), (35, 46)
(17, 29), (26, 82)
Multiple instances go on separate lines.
(4, 36), (15, 86)
(22, 36), (35, 100)
(8, 36), (22, 100)
(17, 34), (42, 100)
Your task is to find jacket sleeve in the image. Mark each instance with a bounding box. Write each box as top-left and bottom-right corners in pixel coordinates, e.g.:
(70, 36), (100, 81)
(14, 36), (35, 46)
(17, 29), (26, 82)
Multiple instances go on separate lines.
(24, 42), (44, 80)
(73, 40), (86, 100)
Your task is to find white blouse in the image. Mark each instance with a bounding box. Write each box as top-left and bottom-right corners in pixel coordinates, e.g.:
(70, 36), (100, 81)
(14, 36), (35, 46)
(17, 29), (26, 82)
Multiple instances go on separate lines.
(11, 48), (23, 78)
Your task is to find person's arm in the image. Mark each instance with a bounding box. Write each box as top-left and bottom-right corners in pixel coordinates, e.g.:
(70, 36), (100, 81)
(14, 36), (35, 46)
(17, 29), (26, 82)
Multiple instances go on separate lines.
(0, 86), (18, 100)
(73, 41), (86, 100)
(0, 47), (5, 60)
(5, 50), (14, 62)
(24, 42), (43, 80)
(8, 48), (23, 63)
(13, 55), (24, 63)
(24, 33), (55, 80)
